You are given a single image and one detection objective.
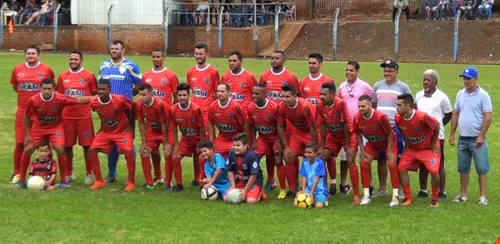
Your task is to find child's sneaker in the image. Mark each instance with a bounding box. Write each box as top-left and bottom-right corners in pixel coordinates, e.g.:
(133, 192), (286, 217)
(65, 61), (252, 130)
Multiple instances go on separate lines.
(478, 196), (488, 205)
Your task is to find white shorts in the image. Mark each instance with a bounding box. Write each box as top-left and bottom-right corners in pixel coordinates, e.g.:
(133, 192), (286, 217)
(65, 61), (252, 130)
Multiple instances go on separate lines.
(339, 137), (367, 161)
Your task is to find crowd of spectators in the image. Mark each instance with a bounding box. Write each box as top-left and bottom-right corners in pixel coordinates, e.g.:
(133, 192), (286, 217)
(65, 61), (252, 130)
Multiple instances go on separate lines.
(393, 0), (495, 21)
(2, 0), (71, 26)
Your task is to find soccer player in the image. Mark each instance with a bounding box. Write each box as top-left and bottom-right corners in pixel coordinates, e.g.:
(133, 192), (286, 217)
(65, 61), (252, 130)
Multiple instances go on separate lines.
(225, 133), (264, 204)
(208, 83), (248, 159)
(87, 79), (136, 191)
(395, 94), (441, 207)
(316, 82), (360, 205)
(170, 83), (205, 191)
(187, 43), (220, 130)
(299, 53), (335, 106)
(259, 50), (299, 102)
(199, 140), (230, 199)
(337, 61), (373, 196)
(415, 69), (452, 199)
(220, 50), (257, 113)
(17, 78), (86, 189)
(353, 95), (400, 206)
(98, 40), (141, 183)
(28, 141), (58, 191)
(10, 44), (54, 183)
(299, 143), (328, 209)
(136, 83), (172, 190)
(247, 83), (282, 194)
(278, 84), (317, 198)
(57, 50), (98, 184)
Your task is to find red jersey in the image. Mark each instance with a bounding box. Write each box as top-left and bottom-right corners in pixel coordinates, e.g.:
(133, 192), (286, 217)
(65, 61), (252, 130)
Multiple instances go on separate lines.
(208, 99), (246, 141)
(170, 101), (204, 138)
(247, 99), (279, 142)
(10, 62), (55, 111)
(395, 110), (439, 151)
(353, 109), (394, 149)
(142, 67), (179, 105)
(220, 68), (257, 112)
(187, 64), (220, 110)
(278, 98), (316, 133)
(299, 73), (334, 106)
(317, 97), (351, 142)
(25, 92), (77, 131)
(259, 68), (299, 102)
(56, 68), (97, 119)
(136, 97), (169, 136)
(90, 95), (132, 134)
(29, 158), (58, 181)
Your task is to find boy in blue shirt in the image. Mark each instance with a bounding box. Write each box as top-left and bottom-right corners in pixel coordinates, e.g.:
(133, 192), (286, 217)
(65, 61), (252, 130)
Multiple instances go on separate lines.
(299, 142), (329, 208)
(199, 140), (230, 198)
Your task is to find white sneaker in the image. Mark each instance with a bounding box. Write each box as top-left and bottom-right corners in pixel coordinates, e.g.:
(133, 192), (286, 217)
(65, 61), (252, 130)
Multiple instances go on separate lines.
(11, 174), (20, 184)
(66, 174), (77, 182)
(84, 174), (94, 185)
(153, 178), (165, 186)
(478, 196), (488, 205)
(389, 197), (399, 207)
(453, 194), (468, 202)
(360, 196), (371, 205)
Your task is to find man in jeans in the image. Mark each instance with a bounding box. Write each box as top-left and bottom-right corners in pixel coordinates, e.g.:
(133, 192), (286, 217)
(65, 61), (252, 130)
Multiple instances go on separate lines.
(449, 66), (492, 205)
(393, 0), (410, 21)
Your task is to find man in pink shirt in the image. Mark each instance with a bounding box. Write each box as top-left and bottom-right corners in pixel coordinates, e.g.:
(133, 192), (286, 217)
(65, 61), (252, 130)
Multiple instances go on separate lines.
(337, 61), (374, 195)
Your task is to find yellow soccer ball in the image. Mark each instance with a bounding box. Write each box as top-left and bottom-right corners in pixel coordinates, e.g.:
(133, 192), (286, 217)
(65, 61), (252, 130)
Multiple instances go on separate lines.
(294, 193), (313, 209)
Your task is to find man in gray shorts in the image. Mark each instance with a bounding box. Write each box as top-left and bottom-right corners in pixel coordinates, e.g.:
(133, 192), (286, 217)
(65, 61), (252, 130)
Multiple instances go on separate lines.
(372, 60), (411, 197)
(449, 66), (492, 205)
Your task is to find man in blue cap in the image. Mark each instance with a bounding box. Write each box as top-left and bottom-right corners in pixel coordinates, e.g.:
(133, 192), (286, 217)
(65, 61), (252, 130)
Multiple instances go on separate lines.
(449, 66), (492, 205)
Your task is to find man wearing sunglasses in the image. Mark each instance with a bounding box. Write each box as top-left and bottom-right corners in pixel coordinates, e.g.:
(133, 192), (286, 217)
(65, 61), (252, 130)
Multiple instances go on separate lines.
(371, 60), (411, 198)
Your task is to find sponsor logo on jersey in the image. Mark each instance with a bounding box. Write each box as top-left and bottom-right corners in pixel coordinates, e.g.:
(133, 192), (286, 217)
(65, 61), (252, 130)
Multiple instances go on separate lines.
(255, 125), (276, 134)
(148, 122), (161, 129)
(406, 135), (424, 144)
(180, 128), (197, 136)
(19, 82), (41, 91)
(365, 135), (385, 142)
(65, 89), (85, 98)
(216, 123), (236, 132)
(152, 89), (166, 98)
(104, 119), (119, 127)
(39, 116), (58, 124)
(307, 97), (318, 105)
(266, 91), (283, 101)
(193, 88), (208, 98)
(327, 123), (343, 132)
(230, 92), (245, 101)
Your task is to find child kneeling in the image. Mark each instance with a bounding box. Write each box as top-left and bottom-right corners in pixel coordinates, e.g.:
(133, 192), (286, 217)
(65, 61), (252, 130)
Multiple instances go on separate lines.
(299, 143), (329, 208)
(199, 140), (231, 198)
(29, 141), (58, 191)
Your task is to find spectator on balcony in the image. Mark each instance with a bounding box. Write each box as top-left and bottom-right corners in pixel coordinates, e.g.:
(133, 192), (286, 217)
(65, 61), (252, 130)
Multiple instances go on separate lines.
(424, 0), (439, 19)
(220, 0), (233, 26)
(460, 0), (476, 20)
(26, 0), (54, 25)
(478, 0), (494, 19)
(19, 0), (38, 24)
(3, 0), (22, 24)
(393, 0), (410, 22)
(192, 1), (210, 26)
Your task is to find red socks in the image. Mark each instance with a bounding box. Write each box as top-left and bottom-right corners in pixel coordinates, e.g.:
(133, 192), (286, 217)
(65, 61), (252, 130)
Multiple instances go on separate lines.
(327, 157), (337, 182)
(58, 154), (69, 182)
(285, 160), (297, 192)
(349, 163), (360, 197)
(152, 158), (162, 180)
(13, 144), (23, 174)
(124, 151), (135, 184)
(432, 187), (439, 201)
(277, 164), (286, 190)
(171, 156), (183, 185)
(388, 162), (400, 189)
(141, 156), (154, 185)
(19, 152), (30, 181)
(89, 151), (103, 182)
(403, 184), (412, 200)
(193, 157), (200, 182)
(165, 156), (173, 185)
(266, 156), (275, 183)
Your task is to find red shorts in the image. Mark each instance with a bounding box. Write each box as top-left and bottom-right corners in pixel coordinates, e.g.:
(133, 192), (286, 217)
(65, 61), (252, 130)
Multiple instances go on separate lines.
(236, 184), (262, 201)
(15, 111), (33, 144)
(254, 138), (281, 156)
(215, 136), (232, 155)
(30, 126), (65, 147)
(90, 131), (134, 154)
(178, 136), (200, 156)
(146, 133), (175, 154)
(288, 131), (312, 156)
(63, 118), (95, 147)
(325, 134), (357, 158)
(364, 142), (398, 160)
(398, 149), (440, 174)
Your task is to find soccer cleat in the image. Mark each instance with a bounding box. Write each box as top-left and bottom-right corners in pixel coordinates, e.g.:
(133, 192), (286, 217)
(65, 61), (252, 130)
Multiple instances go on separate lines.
(438, 192), (447, 199)
(417, 190), (428, 198)
(328, 184), (337, 196)
(478, 196), (488, 205)
(190, 180), (200, 187)
(286, 191), (297, 198)
(372, 189), (388, 198)
(453, 194), (468, 203)
(360, 196), (371, 205)
(11, 174), (20, 184)
(401, 198), (413, 206)
(142, 184), (155, 190)
(104, 176), (117, 183)
(389, 197), (400, 207)
(58, 181), (71, 189)
(172, 184), (184, 192)
(352, 196), (361, 206)
(90, 181), (105, 190)
(261, 192), (267, 201)
(66, 174), (77, 183)
(153, 178), (164, 186)
(14, 180), (27, 189)
(164, 184), (172, 191)
(340, 184), (352, 195)
(265, 181), (277, 192)
(430, 200), (439, 208)
(277, 190), (287, 199)
(125, 182), (136, 191)
(324, 201), (329, 207)
(84, 174), (94, 185)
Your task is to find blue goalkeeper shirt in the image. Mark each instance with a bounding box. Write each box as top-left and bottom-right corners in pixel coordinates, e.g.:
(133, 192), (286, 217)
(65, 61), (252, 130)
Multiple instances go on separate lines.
(98, 58), (142, 99)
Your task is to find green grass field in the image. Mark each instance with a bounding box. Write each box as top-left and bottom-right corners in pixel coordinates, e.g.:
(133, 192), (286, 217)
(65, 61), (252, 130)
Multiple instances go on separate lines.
(0, 52), (499, 243)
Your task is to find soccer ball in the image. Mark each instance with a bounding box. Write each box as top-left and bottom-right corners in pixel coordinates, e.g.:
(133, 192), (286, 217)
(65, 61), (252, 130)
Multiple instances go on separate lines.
(201, 185), (219, 201)
(226, 188), (243, 204)
(294, 193), (313, 209)
(27, 176), (46, 190)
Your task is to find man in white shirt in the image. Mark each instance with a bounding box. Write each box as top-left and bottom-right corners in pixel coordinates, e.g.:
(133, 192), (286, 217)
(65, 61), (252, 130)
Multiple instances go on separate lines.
(414, 69), (452, 199)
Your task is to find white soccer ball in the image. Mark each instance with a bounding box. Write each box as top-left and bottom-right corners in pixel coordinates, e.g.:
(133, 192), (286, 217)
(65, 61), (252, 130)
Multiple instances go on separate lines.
(27, 176), (46, 190)
(201, 185), (219, 201)
(226, 188), (243, 204)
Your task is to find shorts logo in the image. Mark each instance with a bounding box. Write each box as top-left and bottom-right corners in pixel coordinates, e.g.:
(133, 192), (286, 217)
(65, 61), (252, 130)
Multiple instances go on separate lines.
(161, 78), (167, 85)
(56, 131), (62, 137)
(430, 158), (436, 165)
(83, 131), (90, 137)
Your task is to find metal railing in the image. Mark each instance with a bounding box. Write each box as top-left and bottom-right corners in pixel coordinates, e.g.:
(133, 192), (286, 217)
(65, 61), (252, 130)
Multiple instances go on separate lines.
(53, 3), (62, 52)
(316, 0), (421, 14)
